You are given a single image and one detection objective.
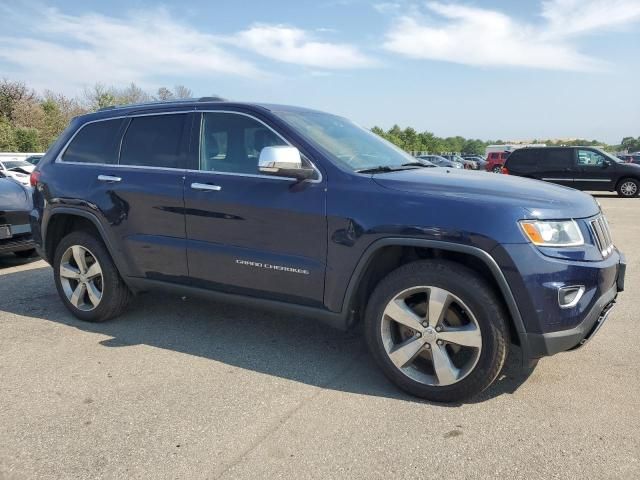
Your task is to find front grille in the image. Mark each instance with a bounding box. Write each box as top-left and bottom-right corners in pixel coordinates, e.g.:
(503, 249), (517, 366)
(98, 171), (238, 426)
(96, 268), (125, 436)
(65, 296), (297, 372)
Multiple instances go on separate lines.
(589, 215), (614, 258)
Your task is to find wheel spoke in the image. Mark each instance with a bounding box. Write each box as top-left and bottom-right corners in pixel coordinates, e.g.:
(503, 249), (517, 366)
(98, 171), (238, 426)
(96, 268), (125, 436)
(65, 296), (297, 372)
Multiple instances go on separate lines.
(431, 343), (460, 386)
(71, 246), (88, 274)
(85, 261), (102, 279)
(427, 288), (451, 327)
(438, 324), (482, 348)
(86, 281), (102, 307)
(384, 299), (424, 331)
(60, 263), (81, 280)
(388, 336), (427, 369)
(70, 283), (87, 308)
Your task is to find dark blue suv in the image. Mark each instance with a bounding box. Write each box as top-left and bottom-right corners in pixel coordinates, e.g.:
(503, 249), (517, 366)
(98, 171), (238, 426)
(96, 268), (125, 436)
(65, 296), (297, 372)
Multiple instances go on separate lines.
(30, 99), (626, 402)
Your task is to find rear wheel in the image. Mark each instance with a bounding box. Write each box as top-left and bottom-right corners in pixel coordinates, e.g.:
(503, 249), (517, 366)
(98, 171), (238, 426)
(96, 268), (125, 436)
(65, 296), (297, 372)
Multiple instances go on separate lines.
(492, 165), (503, 173)
(364, 260), (509, 402)
(53, 231), (131, 322)
(617, 178), (639, 197)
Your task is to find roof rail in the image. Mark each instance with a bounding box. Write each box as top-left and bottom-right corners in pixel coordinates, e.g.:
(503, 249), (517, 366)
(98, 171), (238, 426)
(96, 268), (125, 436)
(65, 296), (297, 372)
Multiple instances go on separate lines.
(97, 96), (227, 112)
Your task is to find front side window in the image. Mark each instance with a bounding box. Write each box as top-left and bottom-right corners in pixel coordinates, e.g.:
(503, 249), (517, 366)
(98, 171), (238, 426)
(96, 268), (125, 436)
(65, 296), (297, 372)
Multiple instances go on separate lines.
(199, 113), (287, 174)
(61, 118), (126, 164)
(577, 149), (606, 167)
(120, 114), (188, 169)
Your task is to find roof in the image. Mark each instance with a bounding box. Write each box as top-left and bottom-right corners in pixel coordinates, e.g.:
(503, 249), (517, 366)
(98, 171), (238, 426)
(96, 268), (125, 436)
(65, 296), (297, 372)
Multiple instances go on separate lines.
(78, 98), (325, 123)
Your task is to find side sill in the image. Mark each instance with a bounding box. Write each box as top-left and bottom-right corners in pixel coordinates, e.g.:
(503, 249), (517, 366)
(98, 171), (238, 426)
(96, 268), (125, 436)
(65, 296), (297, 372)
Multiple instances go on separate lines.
(125, 277), (350, 332)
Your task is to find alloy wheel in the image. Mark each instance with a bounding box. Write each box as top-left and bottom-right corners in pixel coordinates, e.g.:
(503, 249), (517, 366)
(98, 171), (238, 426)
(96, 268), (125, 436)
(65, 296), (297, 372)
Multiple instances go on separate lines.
(380, 286), (482, 387)
(59, 245), (104, 311)
(620, 181), (638, 197)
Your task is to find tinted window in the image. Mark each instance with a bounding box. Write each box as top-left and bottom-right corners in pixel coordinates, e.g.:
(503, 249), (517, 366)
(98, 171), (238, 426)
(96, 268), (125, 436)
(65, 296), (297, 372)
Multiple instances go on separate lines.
(543, 149), (572, 169)
(200, 113), (287, 174)
(120, 114), (188, 168)
(62, 119), (125, 164)
(508, 149), (537, 169)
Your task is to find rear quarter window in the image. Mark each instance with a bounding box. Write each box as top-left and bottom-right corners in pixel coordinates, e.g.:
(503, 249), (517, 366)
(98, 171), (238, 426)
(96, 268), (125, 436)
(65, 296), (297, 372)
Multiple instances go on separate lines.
(506, 149), (538, 171)
(61, 118), (126, 164)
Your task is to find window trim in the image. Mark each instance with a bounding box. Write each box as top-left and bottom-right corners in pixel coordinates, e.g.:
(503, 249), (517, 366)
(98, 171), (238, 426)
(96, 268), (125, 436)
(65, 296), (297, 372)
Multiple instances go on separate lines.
(56, 117), (128, 167)
(55, 110), (323, 183)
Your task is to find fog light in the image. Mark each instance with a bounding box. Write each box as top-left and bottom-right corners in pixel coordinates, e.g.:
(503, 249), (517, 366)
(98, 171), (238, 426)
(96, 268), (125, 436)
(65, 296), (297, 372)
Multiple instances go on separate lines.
(558, 286), (585, 309)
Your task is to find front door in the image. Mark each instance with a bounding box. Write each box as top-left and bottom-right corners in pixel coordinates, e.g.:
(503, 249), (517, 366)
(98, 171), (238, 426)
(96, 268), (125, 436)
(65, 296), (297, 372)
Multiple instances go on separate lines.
(184, 111), (327, 306)
(573, 149), (616, 191)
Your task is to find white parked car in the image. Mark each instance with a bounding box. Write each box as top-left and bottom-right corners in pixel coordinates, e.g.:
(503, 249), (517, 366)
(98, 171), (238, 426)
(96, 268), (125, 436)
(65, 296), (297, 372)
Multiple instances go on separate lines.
(0, 159), (35, 186)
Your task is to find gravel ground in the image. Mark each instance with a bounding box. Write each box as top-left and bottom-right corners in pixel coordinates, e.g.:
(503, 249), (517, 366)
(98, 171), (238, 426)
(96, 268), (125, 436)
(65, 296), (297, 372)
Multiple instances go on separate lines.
(0, 194), (638, 479)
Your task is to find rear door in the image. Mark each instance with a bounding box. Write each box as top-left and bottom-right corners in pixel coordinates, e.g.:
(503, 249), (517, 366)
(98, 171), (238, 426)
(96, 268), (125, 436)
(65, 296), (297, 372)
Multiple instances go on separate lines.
(64, 113), (193, 281)
(536, 148), (574, 187)
(183, 111), (327, 305)
(572, 148), (616, 191)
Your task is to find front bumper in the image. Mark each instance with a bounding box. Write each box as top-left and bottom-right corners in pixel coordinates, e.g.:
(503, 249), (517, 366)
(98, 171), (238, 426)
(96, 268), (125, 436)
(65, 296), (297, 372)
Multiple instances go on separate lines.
(525, 253), (625, 358)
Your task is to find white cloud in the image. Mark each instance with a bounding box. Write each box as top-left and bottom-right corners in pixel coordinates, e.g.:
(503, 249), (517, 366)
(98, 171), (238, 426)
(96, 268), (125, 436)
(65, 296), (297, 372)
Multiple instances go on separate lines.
(383, 0), (640, 71)
(235, 24), (377, 69)
(542, 0), (640, 37)
(0, 6), (376, 95)
(0, 6), (261, 93)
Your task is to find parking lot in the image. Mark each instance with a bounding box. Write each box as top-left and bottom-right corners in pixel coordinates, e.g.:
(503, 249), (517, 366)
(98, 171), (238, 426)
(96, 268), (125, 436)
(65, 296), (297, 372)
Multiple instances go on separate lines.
(0, 193), (638, 480)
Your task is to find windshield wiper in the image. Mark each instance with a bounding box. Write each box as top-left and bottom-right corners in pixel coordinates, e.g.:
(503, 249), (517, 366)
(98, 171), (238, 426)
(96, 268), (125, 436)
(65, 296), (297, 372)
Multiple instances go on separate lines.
(402, 162), (435, 168)
(356, 164), (423, 174)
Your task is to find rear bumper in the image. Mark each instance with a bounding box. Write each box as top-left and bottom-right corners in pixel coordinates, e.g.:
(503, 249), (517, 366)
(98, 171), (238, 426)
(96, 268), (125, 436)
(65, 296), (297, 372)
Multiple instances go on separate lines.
(524, 253), (625, 358)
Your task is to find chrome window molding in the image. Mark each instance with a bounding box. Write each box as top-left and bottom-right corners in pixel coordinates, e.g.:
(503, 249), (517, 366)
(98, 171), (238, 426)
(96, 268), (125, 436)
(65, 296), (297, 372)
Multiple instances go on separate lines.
(55, 109), (323, 184)
(196, 110), (322, 184)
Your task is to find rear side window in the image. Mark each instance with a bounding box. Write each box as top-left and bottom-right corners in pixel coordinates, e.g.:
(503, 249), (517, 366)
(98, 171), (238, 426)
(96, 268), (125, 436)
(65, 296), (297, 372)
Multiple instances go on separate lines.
(543, 149), (572, 169)
(61, 119), (125, 164)
(120, 114), (188, 169)
(507, 149), (537, 169)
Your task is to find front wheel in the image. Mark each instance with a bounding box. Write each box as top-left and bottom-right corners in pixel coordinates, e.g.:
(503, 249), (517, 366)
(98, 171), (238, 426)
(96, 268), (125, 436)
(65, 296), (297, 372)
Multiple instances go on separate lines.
(617, 178), (639, 197)
(364, 260), (509, 402)
(492, 165), (503, 173)
(53, 231), (131, 322)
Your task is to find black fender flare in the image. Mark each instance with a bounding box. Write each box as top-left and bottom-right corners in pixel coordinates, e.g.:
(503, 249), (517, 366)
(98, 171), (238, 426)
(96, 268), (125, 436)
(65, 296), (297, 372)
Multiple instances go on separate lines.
(341, 237), (530, 363)
(43, 206), (132, 279)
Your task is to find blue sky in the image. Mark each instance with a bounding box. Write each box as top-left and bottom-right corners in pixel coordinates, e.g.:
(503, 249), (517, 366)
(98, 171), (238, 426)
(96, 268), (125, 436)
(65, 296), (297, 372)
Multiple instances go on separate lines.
(1, 0), (639, 143)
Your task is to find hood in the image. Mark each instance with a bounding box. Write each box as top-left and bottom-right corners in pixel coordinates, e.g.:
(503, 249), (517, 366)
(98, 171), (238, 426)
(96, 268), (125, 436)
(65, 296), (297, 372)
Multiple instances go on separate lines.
(373, 168), (600, 219)
(0, 177), (31, 210)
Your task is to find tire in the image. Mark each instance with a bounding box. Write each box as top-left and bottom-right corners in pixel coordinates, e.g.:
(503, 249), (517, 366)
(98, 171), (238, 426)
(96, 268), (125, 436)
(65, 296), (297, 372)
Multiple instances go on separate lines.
(364, 260), (509, 403)
(616, 178), (639, 198)
(13, 248), (37, 258)
(53, 231), (131, 322)
(492, 165), (502, 173)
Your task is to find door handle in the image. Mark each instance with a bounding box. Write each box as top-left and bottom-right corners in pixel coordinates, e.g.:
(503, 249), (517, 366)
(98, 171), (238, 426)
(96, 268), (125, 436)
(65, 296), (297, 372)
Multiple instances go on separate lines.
(97, 175), (122, 182)
(191, 183), (222, 192)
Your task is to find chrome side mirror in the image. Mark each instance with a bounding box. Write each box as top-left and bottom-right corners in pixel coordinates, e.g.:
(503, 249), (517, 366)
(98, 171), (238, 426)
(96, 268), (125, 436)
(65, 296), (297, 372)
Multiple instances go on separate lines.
(258, 146), (315, 181)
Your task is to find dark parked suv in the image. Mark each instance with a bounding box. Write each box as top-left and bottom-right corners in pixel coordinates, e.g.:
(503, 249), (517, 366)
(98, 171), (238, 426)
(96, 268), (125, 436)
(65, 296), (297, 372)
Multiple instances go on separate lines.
(504, 146), (640, 197)
(30, 100), (625, 402)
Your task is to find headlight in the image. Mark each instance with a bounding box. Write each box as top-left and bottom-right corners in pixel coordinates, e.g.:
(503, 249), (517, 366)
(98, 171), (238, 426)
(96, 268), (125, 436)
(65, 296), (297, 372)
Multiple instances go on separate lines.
(519, 220), (584, 247)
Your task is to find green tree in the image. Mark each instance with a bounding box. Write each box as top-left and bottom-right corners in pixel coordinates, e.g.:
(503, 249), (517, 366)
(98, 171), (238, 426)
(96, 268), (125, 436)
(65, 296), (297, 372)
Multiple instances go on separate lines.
(14, 127), (40, 152)
(0, 116), (16, 151)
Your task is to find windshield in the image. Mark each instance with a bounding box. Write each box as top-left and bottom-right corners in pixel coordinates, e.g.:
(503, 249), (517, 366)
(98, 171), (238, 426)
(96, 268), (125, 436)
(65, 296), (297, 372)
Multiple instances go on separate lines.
(2, 160), (32, 170)
(274, 110), (416, 171)
(597, 148), (623, 164)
